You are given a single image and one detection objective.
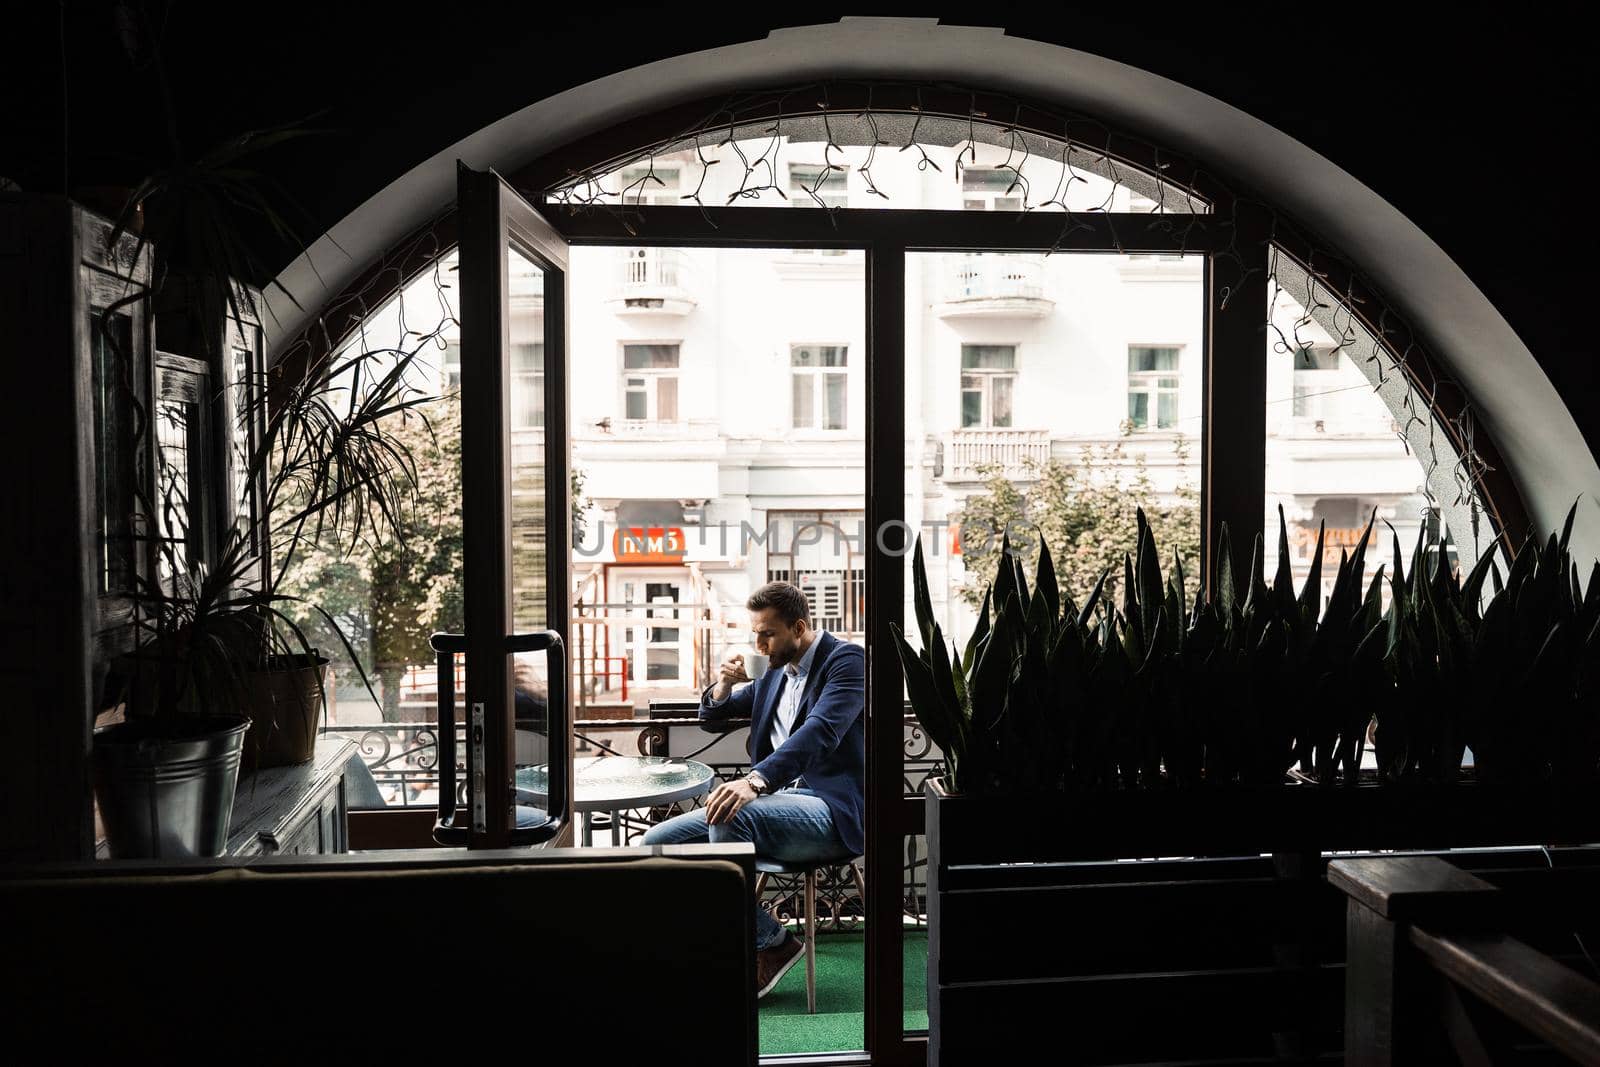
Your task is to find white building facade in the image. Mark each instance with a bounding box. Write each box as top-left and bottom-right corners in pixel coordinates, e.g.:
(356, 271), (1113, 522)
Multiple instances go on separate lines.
(352, 134), (1437, 714)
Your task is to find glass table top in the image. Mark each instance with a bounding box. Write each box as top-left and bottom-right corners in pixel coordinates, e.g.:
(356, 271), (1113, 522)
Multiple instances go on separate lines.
(515, 755), (716, 811)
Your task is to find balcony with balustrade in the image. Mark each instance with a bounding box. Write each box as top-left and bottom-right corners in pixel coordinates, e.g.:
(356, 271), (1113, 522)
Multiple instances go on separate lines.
(933, 254), (1053, 319)
(607, 246), (697, 315)
(941, 427), (1052, 481)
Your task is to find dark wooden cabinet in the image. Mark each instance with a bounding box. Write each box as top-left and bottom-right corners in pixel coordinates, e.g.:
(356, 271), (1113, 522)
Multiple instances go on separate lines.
(0, 195), (153, 862)
(226, 739), (357, 857)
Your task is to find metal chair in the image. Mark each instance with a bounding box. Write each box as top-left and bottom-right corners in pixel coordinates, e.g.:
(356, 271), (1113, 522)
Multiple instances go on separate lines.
(753, 854), (866, 1013)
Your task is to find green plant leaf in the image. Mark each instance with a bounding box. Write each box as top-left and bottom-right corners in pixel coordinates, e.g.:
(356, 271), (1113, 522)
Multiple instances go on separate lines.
(1035, 535), (1060, 627)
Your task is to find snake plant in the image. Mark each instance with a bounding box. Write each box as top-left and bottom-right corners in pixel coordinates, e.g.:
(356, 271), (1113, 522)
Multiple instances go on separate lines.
(897, 500), (1600, 795)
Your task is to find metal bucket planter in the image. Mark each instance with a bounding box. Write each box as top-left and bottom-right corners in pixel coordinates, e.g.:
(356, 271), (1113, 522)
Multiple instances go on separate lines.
(92, 714), (250, 859)
(241, 654), (328, 769)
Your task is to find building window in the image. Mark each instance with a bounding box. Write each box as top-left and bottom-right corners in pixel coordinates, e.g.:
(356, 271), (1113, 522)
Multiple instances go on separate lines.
(440, 340), (462, 392)
(789, 163), (848, 208)
(765, 510), (865, 639)
(617, 164), (680, 206)
(959, 344), (1017, 428)
(621, 343), (680, 422)
(792, 344), (848, 429)
(1127, 346), (1181, 430)
(961, 168), (1024, 211)
(1292, 345), (1340, 418)
(512, 342), (544, 429)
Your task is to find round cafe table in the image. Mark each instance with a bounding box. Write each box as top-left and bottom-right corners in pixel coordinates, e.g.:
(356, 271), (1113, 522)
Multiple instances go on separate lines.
(515, 755), (716, 846)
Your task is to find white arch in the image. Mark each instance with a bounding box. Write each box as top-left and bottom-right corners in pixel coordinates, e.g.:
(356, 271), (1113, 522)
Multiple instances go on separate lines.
(267, 15), (1600, 558)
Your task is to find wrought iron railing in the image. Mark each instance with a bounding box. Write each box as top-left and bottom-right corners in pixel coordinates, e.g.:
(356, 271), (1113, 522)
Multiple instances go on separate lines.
(322, 712), (943, 928)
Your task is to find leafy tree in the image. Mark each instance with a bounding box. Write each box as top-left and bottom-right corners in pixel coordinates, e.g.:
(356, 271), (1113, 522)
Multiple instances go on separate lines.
(951, 438), (1200, 612)
(279, 396), (588, 721)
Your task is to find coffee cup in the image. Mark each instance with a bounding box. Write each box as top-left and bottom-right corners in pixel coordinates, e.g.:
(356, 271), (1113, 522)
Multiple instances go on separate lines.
(745, 651), (769, 682)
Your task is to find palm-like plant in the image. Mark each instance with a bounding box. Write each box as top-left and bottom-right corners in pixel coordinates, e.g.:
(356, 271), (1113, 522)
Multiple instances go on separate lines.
(115, 343), (435, 728)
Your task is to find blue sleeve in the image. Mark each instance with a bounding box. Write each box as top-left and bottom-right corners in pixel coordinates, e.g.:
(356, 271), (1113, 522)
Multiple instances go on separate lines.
(751, 646), (863, 787)
(700, 680), (756, 722)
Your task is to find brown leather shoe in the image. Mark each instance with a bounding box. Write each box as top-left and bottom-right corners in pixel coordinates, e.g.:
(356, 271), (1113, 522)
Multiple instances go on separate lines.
(755, 934), (805, 999)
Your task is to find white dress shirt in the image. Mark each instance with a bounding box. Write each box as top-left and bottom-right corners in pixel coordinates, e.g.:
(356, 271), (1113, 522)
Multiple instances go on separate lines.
(708, 630), (829, 792)
(769, 630), (826, 759)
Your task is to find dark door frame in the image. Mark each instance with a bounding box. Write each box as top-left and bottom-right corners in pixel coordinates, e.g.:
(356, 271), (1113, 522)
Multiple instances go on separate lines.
(455, 163), (574, 850)
(543, 200), (1267, 1065)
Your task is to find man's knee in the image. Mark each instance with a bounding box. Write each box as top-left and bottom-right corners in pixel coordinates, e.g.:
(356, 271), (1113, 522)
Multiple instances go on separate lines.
(643, 810), (708, 845)
(706, 805), (758, 844)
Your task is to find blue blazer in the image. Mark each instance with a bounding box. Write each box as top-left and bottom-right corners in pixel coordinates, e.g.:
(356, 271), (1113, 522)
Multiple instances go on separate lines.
(700, 631), (866, 857)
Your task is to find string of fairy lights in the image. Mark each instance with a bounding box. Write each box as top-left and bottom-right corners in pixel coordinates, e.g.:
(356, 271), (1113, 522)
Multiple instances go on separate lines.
(543, 79), (1492, 558)
(281, 78), (1495, 563)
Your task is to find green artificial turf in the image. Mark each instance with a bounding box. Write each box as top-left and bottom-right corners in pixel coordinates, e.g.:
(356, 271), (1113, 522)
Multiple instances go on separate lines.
(758, 927), (929, 1056)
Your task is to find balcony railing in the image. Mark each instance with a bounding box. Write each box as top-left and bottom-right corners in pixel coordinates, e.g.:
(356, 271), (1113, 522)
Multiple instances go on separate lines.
(610, 247), (696, 314)
(945, 428), (1052, 480)
(325, 713), (941, 928)
(937, 255), (1052, 317)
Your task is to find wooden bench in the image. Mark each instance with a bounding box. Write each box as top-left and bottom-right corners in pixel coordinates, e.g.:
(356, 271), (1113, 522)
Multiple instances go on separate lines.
(929, 847), (1600, 1064)
(0, 844), (757, 1063)
(1331, 854), (1600, 1065)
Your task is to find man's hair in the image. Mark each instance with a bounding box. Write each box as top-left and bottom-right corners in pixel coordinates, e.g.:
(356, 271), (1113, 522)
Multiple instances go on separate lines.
(747, 581), (810, 626)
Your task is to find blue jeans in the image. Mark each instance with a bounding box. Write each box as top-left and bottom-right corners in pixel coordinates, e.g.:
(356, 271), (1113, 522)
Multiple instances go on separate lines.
(642, 787), (844, 951)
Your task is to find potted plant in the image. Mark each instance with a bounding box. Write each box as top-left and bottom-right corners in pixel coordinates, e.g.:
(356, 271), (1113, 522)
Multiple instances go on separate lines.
(896, 506), (1600, 1064)
(89, 107), (434, 857)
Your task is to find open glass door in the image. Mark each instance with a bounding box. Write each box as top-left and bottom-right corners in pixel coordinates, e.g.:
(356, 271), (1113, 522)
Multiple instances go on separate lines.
(434, 163), (572, 849)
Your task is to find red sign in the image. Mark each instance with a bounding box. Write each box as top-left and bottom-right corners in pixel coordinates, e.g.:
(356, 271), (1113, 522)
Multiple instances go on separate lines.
(613, 526), (687, 563)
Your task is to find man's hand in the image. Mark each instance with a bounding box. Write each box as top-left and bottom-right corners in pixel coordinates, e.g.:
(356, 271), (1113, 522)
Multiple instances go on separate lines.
(704, 777), (758, 826)
(711, 654), (750, 702)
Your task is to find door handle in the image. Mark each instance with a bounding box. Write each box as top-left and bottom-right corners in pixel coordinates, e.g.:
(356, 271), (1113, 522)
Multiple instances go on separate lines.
(506, 630), (567, 846)
(430, 630), (568, 847)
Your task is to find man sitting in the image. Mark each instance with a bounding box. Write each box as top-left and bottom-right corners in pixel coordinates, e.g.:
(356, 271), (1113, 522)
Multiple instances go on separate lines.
(642, 581), (865, 999)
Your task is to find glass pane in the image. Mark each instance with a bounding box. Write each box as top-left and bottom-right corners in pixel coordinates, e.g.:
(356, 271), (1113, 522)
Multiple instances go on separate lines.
(228, 340), (260, 554)
(1128, 345), (1180, 372)
(961, 168), (1016, 193)
(820, 345), (847, 367)
(792, 346), (818, 368)
(623, 343), (680, 369)
(793, 373), (814, 428)
(1157, 391), (1177, 429)
(154, 364), (208, 581)
(91, 307), (137, 595)
(625, 390), (647, 420)
(1264, 274), (1464, 617)
(507, 246), (550, 799)
(645, 647), (680, 681)
(961, 390), (983, 428)
(511, 358), (545, 430)
(825, 373), (847, 430)
(788, 163), (849, 208)
(1127, 391), (1148, 427)
(902, 833), (931, 1037)
(657, 376), (679, 422)
(568, 134), (1204, 216)
(990, 377), (1014, 428)
(909, 249), (1204, 826)
(276, 248), (469, 812)
(961, 344), (1016, 370)
(513, 342), (544, 370)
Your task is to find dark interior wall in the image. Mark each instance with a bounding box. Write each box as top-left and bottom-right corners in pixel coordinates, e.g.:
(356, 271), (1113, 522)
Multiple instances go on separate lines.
(6, 2), (1597, 460)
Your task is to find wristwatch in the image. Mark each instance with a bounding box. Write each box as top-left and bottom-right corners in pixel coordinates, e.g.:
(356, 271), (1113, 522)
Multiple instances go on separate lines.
(744, 771), (769, 795)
